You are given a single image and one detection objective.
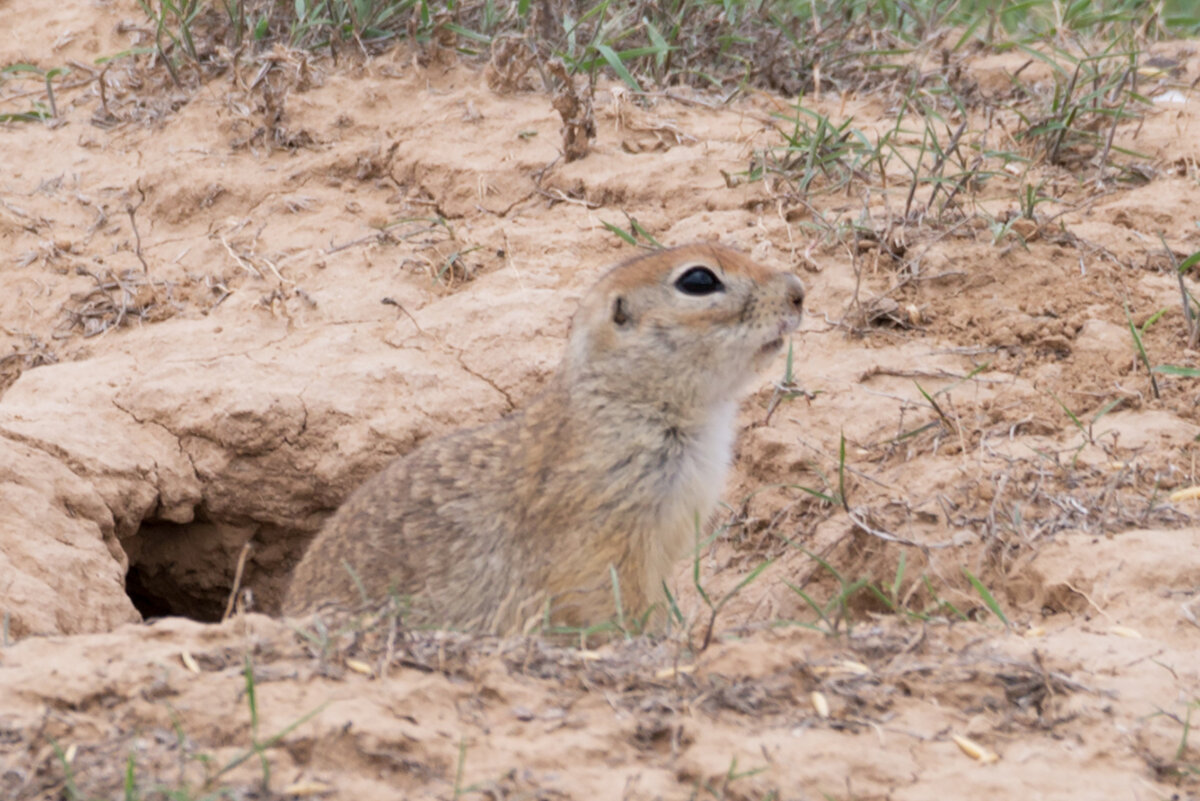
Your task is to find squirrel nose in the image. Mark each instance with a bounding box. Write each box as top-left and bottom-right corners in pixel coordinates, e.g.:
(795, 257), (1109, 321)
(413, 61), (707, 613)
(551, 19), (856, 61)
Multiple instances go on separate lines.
(784, 274), (805, 313)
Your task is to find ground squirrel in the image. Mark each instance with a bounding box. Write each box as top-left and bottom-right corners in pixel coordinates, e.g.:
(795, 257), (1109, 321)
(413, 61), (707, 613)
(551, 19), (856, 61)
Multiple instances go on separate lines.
(284, 242), (804, 633)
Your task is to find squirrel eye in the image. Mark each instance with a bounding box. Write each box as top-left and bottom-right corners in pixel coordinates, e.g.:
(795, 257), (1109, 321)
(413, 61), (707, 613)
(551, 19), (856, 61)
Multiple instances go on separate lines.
(674, 266), (724, 296)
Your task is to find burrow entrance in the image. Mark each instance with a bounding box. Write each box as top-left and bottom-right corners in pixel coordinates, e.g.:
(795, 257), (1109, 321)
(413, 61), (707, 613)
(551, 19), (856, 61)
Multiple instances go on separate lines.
(121, 515), (311, 622)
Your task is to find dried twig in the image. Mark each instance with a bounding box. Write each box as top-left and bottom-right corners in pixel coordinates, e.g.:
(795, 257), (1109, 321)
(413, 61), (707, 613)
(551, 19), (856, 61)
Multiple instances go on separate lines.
(126, 181), (150, 274)
(222, 542), (254, 622)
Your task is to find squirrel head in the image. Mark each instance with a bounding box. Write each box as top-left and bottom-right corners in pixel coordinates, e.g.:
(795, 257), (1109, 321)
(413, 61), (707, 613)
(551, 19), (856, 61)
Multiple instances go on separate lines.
(563, 242), (804, 411)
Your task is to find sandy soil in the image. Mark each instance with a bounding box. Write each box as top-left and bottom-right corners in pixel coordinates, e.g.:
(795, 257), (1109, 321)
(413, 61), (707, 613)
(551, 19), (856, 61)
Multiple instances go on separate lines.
(1, 2), (1199, 798)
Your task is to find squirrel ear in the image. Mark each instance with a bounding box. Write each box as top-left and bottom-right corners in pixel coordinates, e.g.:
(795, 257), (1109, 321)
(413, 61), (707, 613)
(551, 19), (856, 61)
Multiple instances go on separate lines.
(612, 296), (631, 327)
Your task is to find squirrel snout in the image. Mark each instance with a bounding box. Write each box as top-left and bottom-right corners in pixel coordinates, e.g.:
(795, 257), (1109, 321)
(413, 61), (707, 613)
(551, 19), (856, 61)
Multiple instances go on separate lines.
(784, 274), (805, 314)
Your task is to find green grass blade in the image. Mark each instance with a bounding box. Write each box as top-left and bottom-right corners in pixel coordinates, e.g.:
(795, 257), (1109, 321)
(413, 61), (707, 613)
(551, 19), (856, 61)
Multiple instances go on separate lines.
(594, 43), (642, 92)
(785, 582), (832, 630)
(628, 217), (662, 248)
(644, 18), (669, 67)
(444, 23), (492, 43)
(1049, 390), (1085, 434)
(601, 220), (638, 246)
(891, 552), (907, 601)
(837, 432), (848, 509)
(1090, 397), (1125, 423)
(865, 582), (898, 612)
(963, 568), (1009, 627)
(1153, 365), (1200, 377)
(1178, 251), (1200, 274)
(1, 63), (45, 76)
(716, 558), (773, 611)
(1124, 303), (1161, 398)
(124, 751), (137, 801)
(609, 564), (627, 637)
(661, 580), (684, 625)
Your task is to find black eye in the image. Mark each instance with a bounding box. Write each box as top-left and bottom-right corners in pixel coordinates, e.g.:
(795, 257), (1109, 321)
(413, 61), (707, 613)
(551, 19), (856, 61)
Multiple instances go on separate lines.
(674, 266), (724, 296)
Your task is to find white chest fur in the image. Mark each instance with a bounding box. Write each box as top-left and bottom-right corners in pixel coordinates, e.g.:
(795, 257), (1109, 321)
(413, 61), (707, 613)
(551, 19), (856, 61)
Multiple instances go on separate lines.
(640, 400), (737, 595)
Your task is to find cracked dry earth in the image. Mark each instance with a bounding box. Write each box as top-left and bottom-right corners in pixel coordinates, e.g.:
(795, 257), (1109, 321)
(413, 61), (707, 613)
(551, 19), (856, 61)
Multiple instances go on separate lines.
(3, 3), (1200, 799)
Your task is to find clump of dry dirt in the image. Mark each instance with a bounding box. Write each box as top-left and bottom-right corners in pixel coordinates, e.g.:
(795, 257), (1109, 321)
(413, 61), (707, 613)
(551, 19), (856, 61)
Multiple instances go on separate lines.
(2, 1), (1199, 798)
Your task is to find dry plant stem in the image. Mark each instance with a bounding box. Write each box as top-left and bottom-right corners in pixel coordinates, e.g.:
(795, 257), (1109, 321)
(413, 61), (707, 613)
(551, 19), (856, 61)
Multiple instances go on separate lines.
(126, 182), (149, 274)
(222, 542), (253, 622)
(548, 60), (595, 162)
(220, 234), (262, 277)
(1182, 598), (1200, 630)
(58, 268), (167, 338)
(937, 153), (985, 214)
(1178, 270), (1200, 349)
(847, 509), (952, 550)
(379, 613), (399, 679)
(1, 76), (92, 103)
(535, 187), (601, 208)
(700, 610), (719, 652)
(96, 64), (111, 119)
(326, 230), (394, 254)
(921, 118), (969, 215)
(843, 229), (865, 328)
(1095, 68), (1131, 183)
(1048, 62), (1083, 165)
(381, 297), (426, 335)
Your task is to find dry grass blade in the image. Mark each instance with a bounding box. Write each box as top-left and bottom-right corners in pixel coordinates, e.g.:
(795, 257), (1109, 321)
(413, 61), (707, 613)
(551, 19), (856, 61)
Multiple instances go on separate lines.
(57, 269), (181, 338)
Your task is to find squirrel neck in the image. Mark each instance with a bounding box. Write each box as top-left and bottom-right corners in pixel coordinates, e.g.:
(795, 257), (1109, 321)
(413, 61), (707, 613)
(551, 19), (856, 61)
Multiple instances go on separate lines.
(517, 367), (738, 503)
(551, 365), (731, 445)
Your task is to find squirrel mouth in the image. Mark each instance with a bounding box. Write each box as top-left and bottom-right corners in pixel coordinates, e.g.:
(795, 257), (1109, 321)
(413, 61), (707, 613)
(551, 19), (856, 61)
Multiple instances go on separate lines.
(758, 315), (801, 358)
(755, 315), (801, 360)
(758, 337), (785, 357)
